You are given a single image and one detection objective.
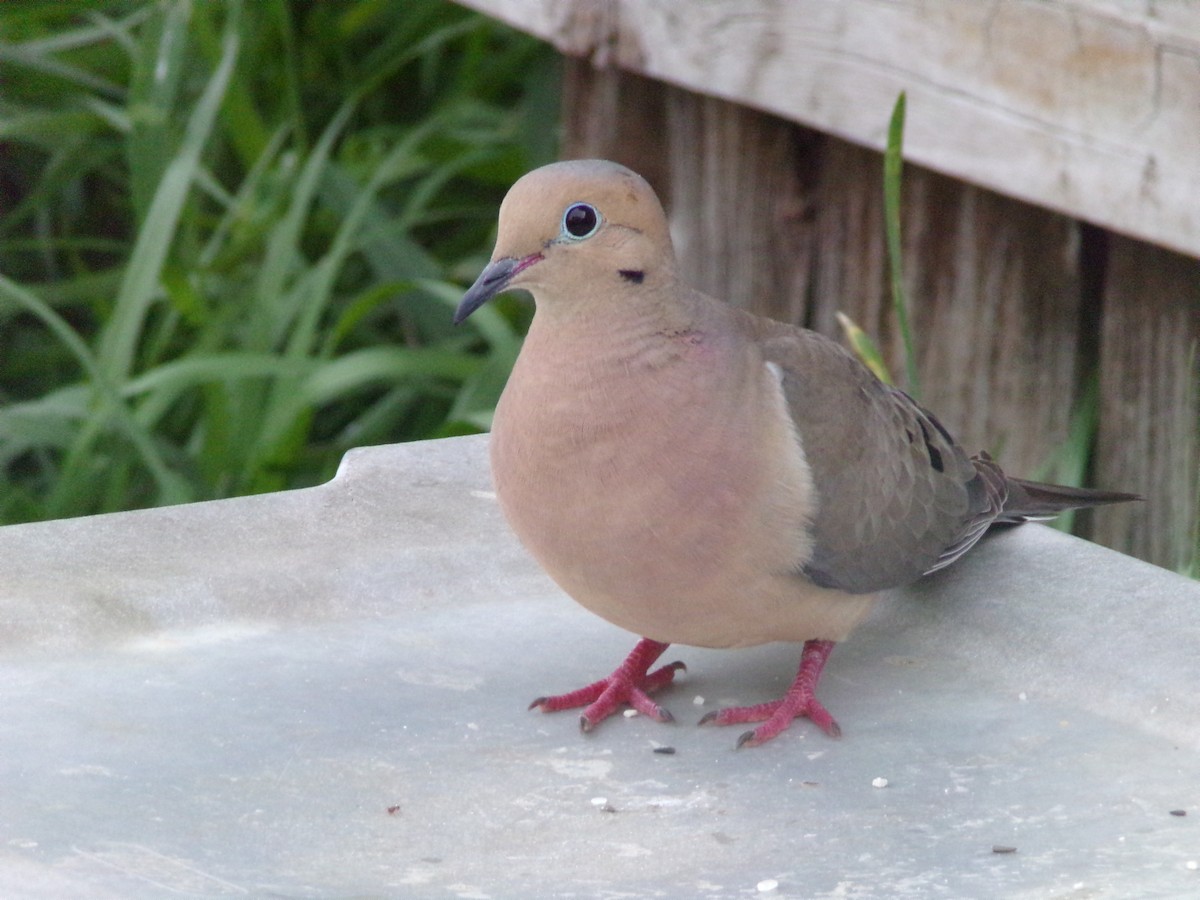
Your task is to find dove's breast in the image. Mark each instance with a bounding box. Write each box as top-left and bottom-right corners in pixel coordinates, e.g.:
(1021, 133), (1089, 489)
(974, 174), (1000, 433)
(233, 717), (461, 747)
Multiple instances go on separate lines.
(490, 316), (877, 649)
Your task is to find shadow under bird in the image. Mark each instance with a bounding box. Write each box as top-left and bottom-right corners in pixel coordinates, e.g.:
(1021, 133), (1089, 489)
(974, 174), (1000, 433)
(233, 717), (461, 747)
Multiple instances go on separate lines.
(454, 159), (1139, 748)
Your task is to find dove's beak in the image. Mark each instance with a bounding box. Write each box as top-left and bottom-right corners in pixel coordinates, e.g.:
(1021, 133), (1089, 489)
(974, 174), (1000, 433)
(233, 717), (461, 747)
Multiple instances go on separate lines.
(453, 253), (543, 324)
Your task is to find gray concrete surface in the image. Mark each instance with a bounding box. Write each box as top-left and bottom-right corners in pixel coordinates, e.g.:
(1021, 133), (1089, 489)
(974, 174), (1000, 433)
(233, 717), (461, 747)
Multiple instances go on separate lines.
(1, 434), (1197, 898)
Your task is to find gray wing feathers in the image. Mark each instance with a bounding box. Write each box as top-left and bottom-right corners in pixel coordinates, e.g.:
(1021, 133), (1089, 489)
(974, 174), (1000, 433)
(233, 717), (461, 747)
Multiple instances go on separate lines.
(756, 324), (997, 594)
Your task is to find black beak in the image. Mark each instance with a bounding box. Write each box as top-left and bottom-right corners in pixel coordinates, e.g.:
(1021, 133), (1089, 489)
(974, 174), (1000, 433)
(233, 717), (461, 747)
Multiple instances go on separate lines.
(453, 257), (519, 325)
(454, 252), (544, 324)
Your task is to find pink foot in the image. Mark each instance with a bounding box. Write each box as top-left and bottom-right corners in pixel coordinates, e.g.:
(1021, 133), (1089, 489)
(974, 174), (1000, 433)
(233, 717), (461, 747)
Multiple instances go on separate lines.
(529, 638), (685, 731)
(699, 639), (840, 747)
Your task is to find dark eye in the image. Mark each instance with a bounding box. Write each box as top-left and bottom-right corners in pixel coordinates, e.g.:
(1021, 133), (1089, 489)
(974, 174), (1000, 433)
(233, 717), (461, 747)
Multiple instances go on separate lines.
(562, 202), (600, 239)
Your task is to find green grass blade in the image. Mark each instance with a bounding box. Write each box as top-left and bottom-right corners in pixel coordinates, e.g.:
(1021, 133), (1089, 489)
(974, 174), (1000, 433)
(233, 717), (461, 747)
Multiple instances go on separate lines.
(836, 312), (894, 385)
(250, 100), (357, 350)
(0, 36), (125, 98)
(97, 12), (240, 382)
(1033, 375), (1100, 533)
(302, 346), (482, 407)
(884, 91), (921, 398)
(125, 0), (192, 217)
(0, 273), (189, 507)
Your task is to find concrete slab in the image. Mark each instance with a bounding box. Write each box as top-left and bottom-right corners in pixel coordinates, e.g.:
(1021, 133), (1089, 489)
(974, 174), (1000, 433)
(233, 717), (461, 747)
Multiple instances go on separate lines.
(1, 435), (1197, 898)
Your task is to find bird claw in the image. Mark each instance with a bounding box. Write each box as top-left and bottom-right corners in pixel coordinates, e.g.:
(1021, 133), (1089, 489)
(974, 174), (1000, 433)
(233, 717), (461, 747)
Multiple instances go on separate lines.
(698, 639), (841, 748)
(579, 696), (675, 733)
(530, 639), (683, 733)
(706, 694), (841, 747)
(571, 677), (679, 729)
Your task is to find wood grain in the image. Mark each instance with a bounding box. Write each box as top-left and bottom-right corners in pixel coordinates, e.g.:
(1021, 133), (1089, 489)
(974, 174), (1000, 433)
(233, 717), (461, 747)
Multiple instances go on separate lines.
(1094, 238), (1199, 570)
(662, 89), (815, 324)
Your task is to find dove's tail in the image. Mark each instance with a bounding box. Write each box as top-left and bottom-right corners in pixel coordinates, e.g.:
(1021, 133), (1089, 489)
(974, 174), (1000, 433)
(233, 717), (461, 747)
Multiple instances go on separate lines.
(997, 477), (1142, 523)
(971, 451), (1141, 524)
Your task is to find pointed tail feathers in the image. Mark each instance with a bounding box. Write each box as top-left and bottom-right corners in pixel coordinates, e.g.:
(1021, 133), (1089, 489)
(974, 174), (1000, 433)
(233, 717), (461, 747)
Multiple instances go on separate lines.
(997, 477), (1141, 524)
(970, 452), (1140, 524)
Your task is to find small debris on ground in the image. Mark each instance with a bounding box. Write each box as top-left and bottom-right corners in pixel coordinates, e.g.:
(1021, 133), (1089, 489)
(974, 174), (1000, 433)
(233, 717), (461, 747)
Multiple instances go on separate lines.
(653, 746), (676, 755)
(1170, 809), (1188, 817)
(693, 695), (706, 706)
(992, 845), (1017, 854)
(756, 878), (779, 892)
(872, 777), (889, 788)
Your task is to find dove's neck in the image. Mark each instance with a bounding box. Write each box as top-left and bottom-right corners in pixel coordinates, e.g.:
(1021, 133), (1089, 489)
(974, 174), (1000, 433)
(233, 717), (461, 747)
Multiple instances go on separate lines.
(523, 282), (718, 375)
(494, 282), (755, 467)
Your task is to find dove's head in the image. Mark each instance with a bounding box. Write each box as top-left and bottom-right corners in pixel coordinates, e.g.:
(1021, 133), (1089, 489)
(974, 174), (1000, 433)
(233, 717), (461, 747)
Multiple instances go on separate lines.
(454, 159), (677, 324)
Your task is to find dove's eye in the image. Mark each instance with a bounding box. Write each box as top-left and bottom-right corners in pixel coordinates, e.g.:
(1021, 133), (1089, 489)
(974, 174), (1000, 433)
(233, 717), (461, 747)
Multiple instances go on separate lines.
(562, 203), (601, 239)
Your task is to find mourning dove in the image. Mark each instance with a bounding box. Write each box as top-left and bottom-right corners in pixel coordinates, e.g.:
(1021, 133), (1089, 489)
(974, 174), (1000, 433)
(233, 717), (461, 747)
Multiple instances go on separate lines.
(454, 159), (1138, 748)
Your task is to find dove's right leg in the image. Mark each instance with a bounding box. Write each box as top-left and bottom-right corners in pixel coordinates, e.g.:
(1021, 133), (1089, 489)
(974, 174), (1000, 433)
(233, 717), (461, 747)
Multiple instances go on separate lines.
(529, 637), (685, 731)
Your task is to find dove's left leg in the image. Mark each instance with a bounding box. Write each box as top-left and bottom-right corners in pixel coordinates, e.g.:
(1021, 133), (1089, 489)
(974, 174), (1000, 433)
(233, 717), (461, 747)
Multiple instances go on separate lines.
(700, 639), (840, 747)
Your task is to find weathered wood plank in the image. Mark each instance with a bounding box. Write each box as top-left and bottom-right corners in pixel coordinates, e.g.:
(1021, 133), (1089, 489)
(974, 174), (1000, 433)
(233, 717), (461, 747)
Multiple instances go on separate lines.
(558, 64), (668, 189)
(1094, 239), (1200, 571)
(662, 90), (815, 323)
(457, 0), (1200, 259)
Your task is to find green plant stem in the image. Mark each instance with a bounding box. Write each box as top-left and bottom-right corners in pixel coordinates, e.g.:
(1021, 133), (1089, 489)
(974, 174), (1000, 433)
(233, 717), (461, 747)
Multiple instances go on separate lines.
(884, 91), (921, 399)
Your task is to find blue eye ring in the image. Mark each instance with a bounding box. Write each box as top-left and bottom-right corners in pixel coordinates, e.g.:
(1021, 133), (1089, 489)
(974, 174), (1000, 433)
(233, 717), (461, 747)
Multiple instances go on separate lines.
(561, 202), (601, 240)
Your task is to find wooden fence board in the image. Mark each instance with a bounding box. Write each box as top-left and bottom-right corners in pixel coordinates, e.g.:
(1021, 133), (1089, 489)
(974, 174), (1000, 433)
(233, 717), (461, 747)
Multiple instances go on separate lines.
(1095, 239), (1200, 571)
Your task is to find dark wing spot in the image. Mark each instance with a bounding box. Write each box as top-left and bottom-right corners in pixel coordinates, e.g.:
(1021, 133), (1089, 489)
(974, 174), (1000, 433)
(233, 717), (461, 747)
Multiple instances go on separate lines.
(925, 410), (956, 444)
(917, 418), (945, 473)
(619, 269), (645, 284)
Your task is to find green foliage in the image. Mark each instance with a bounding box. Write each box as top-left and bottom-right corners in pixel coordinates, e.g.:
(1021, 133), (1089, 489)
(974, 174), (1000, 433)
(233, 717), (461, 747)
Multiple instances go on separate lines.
(0, 0), (556, 523)
(1027, 374), (1102, 535)
(883, 91), (920, 399)
(835, 311), (891, 385)
(838, 92), (916, 394)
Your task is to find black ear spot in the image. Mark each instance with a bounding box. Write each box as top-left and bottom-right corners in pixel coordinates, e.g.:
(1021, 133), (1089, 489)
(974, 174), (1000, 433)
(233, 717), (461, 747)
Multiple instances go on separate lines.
(619, 269), (645, 284)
